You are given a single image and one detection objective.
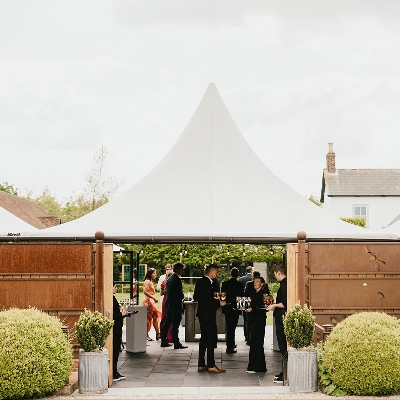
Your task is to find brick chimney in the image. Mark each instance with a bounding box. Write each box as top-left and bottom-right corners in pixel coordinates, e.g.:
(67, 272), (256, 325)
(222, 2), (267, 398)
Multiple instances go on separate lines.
(326, 142), (336, 173)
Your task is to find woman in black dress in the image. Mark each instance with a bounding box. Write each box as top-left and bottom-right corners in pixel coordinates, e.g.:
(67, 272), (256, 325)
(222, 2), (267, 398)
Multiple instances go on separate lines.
(245, 276), (267, 373)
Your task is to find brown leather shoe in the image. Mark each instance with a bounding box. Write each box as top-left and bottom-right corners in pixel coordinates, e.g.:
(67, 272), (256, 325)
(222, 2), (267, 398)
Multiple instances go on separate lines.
(207, 366), (226, 373)
(197, 366), (208, 372)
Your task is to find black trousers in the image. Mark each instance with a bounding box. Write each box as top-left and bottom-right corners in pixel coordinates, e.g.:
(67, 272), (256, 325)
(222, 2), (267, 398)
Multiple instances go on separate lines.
(247, 316), (266, 372)
(161, 306), (182, 346)
(274, 314), (288, 358)
(224, 310), (239, 350)
(243, 311), (248, 340)
(246, 313), (253, 343)
(113, 323), (123, 374)
(198, 313), (217, 367)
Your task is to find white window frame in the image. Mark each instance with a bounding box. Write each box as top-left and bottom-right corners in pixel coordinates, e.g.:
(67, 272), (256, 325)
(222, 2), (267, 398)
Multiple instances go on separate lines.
(352, 204), (368, 227)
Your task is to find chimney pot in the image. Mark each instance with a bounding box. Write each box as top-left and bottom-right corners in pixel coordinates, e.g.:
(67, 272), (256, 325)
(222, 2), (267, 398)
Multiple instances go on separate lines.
(326, 143), (336, 173)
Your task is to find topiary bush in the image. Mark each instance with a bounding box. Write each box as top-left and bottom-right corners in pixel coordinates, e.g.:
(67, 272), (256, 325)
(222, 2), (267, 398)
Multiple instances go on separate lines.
(284, 302), (315, 349)
(321, 312), (400, 396)
(0, 307), (72, 399)
(75, 309), (113, 352)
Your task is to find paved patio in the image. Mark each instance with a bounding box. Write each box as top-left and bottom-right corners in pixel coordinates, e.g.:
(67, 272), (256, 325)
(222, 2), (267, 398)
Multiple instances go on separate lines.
(111, 324), (283, 388)
(55, 323), (400, 399)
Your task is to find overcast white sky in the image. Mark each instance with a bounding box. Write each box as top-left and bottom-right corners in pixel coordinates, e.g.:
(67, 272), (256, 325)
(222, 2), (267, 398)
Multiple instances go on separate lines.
(1, 1), (400, 202)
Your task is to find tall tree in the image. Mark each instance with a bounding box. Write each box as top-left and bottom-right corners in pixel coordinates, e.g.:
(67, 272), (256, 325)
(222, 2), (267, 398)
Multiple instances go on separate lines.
(82, 146), (124, 213)
(0, 182), (18, 195)
(27, 187), (62, 216)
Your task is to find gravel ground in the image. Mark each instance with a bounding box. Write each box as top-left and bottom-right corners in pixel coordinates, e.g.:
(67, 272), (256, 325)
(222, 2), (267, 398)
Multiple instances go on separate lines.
(47, 391), (400, 400)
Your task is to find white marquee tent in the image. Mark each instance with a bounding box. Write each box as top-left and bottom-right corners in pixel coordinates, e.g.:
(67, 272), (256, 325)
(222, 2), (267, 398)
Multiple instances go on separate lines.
(0, 206), (38, 236)
(19, 84), (398, 243)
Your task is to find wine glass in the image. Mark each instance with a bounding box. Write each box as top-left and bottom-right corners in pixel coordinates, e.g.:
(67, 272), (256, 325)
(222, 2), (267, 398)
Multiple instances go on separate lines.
(236, 296), (241, 309)
(214, 292), (221, 300)
(220, 292), (226, 301)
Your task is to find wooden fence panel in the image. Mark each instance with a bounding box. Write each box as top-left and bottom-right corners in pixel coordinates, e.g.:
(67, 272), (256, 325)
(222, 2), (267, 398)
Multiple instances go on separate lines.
(0, 279), (92, 310)
(308, 242), (400, 274)
(0, 243), (93, 274)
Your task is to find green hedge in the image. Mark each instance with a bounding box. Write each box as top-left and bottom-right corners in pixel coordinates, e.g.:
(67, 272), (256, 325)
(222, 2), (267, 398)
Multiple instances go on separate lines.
(320, 312), (400, 396)
(0, 308), (72, 399)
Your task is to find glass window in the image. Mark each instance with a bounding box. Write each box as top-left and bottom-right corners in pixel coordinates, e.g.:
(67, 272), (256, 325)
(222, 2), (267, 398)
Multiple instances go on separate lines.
(353, 204), (368, 226)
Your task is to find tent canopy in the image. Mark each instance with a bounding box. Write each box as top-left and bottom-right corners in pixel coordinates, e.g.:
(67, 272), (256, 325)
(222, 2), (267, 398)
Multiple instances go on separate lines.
(16, 84), (398, 243)
(0, 206), (38, 236)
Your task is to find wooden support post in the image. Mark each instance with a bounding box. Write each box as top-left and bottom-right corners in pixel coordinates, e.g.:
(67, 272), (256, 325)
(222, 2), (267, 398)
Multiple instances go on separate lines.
(95, 231), (105, 313)
(297, 231), (307, 306)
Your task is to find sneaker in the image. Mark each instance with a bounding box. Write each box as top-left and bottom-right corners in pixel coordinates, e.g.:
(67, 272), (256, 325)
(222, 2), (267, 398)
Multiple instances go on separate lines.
(113, 372), (125, 381)
(274, 372), (283, 379)
(246, 370), (257, 373)
(274, 376), (283, 383)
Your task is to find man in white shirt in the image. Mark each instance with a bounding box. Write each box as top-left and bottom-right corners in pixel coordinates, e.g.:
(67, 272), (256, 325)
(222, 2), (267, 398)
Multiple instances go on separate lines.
(157, 264), (173, 292)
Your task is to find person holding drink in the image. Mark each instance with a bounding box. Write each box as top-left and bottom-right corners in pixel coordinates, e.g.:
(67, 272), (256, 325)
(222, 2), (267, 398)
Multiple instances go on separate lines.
(194, 264), (226, 373)
(221, 267), (244, 354)
(267, 264), (287, 383)
(245, 276), (268, 373)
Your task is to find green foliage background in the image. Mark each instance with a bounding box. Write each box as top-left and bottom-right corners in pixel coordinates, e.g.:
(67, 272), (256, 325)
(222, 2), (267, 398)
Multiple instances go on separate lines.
(115, 243), (285, 283)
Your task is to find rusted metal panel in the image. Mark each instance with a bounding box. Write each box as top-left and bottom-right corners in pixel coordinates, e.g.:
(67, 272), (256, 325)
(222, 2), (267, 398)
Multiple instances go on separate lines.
(310, 277), (400, 308)
(308, 242), (400, 273)
(95, 239), (104, 312)
(0, 243), (93, 274)
(0, 279), (92, 310)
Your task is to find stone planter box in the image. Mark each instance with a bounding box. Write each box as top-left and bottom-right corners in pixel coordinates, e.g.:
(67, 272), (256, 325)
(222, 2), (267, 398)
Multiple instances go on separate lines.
(288, 347), (318, 393)
(78, 349), (109, 394)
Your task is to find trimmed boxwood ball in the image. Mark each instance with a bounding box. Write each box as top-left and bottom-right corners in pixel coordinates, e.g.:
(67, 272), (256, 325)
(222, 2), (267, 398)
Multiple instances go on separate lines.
(322, 312), (400, 396)
(0, 308), (72, 399)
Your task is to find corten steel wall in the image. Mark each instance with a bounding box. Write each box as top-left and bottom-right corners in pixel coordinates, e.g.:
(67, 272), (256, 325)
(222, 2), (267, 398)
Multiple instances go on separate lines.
(0, 243), (94, 330)
(287, 241), (400, 342)
(0, 243), (95, 330)
(0, 239), (114, 385)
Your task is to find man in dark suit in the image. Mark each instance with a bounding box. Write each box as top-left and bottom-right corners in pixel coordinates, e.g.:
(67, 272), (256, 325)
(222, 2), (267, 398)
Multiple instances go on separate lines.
(112, 282), (128, 381)
(193, 264), (226, 373)
(221, 267), (243, 353)
(239, 266), (253, 342)
(267, 264), (287, 383)
(160, 262), (188, 349)
(239, 265), (253, 288)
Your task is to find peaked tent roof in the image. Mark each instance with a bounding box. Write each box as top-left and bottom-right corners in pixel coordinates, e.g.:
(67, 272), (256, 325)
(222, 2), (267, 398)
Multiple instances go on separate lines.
(0, 205), (38, 235)
(19, 84), (398, 243)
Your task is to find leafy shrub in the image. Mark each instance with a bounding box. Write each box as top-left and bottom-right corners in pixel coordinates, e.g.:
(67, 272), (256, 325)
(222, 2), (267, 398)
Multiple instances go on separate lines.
(321, 312), (400, 396)
(317, 342), (349, 396)
(340, 217), (366, 228)
(0, 308), (72, 399)
(75, 309), (113, 352)
(283, 302), (315, 349)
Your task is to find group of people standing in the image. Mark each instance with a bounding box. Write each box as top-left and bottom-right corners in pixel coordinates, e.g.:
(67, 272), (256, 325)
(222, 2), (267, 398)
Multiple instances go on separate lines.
(113, 261), (288, 382)
(141, 263), (188, 349)
(194, 263), (287, 381)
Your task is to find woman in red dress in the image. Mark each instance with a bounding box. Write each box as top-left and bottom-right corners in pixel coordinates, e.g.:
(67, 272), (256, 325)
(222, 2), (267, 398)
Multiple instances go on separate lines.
(142, 268), (162, 341)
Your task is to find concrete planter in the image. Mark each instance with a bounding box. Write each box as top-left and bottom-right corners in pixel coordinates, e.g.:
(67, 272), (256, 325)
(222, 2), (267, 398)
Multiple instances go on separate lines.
(78, 349), (109, 394)
(288, 347), (318, 393)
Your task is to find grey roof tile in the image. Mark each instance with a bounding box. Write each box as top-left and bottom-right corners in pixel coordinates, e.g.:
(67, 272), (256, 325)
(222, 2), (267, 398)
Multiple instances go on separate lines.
(323, 168), (400, 196)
